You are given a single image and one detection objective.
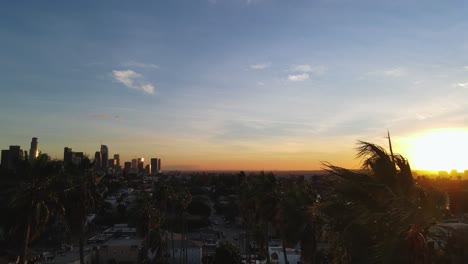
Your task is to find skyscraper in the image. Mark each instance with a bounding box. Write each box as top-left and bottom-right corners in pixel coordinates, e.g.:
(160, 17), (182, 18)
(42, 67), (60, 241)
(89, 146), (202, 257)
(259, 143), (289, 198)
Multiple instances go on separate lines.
(8, 146), (23, 169)
(64, 147), (73, 164)
(151, 158), (159, 174)
(113, 154), (120, 168)
(1, 149), (9, 169)
(124, 162), (131, 173)
(100, 145), (108, 168)
(29, 137), (38, 161)
(137, 158), (144, 173)
(94, 151), (102, 169)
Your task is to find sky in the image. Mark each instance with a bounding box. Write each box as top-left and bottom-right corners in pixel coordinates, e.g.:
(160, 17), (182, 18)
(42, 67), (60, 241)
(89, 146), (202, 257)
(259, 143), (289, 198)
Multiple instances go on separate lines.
(1, 0), (468, 171)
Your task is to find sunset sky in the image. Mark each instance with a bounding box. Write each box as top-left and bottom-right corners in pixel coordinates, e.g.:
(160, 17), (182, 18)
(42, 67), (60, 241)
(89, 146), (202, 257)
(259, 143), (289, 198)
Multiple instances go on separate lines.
(1, 0), (468, 171)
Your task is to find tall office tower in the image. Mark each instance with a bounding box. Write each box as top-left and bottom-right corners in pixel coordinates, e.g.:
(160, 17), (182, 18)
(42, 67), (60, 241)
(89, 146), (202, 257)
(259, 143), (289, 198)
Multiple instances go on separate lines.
(113, 154), (120, 168)
(64, 147), (73, 164)
(29, 137), (39, 161)
(8, 146), (23, 169)
(108, 159), (115, 168)
(94, 151), (102, 169)
(1, 149), (9, 169)
(131, 159), (137, 169)
(150, 158), (159, 174)
(158, 159), (161, 172)
(124, 162), (131, 173)
(100, 145), (109, 168)
(137, 158), (144, 173)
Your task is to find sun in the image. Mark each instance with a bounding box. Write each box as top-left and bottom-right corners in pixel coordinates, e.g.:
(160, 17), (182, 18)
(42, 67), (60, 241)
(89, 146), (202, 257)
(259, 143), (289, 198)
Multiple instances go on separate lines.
(403, 128), (468, 172)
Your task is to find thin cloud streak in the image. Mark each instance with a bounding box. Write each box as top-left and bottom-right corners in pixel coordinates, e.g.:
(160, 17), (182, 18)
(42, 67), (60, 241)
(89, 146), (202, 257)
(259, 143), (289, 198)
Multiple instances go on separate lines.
(122, 61), (160, 69)
(250, 63), (271, 70)
(291, 64), (326, 74)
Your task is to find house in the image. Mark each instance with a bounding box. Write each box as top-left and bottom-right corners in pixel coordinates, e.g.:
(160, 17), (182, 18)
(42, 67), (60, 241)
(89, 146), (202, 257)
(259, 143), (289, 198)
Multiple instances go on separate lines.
(99, 237), (143, 264)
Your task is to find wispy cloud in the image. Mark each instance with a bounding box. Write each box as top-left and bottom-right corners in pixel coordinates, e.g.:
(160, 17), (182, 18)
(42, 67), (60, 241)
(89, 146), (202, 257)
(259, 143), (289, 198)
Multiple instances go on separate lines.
(112, 70), (155, 94)
(463, 66), (468, 71)
(368, 67), (406, 77)
(250, 63), (271, 70)
(383, 68), (405, 77)
(257, 81), (265, 86)
(455, 82), (468, 88)
(291, 64), (326, 74)
(288, 73), (310, 82)
(85, 114), (124, 120)
(122, 61), (159, 69)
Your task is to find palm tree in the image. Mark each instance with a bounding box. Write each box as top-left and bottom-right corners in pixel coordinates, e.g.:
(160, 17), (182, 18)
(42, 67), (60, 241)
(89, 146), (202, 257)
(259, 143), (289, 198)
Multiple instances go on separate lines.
(275, 181), (318, 264)
(239, 172), (278, 263)
(321, 141), (446, 264)
(63, 157), (101, 264)
(11, 154), (63, 263)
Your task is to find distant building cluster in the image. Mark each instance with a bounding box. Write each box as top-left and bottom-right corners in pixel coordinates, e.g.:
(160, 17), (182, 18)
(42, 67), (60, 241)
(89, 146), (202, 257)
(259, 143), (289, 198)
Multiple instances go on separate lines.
(1, 137), (162, 175)
(1, 137), (39, 171)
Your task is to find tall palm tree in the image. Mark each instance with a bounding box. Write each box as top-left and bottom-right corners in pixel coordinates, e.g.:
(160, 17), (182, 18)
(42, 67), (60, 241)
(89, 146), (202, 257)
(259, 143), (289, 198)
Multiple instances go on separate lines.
(63, 158), (101, 264)
(240, 172), (278, 263)
(11, 154), (63, 264)
(275, 181), (318, 264)
(321, 141), (446, 264)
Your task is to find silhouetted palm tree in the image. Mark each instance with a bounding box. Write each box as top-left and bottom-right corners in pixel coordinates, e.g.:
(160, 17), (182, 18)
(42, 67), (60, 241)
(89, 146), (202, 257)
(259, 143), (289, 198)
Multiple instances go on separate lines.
(63, 158), (101, 264)
(11, 154), (63, 263)
(322, 141), (446, 264)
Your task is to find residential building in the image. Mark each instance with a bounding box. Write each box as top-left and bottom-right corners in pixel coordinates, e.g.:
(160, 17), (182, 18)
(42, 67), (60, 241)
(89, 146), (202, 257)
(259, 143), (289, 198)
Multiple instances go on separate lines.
(99, 237), (143, 264)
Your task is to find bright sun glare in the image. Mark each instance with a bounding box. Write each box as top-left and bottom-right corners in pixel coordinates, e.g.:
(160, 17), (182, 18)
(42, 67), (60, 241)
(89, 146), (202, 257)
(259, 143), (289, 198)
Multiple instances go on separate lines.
(405, 128), (468, 172)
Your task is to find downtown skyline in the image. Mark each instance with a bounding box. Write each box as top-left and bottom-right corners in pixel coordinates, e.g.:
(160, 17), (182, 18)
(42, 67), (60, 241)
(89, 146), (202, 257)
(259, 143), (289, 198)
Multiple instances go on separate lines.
(1, 0), (468, 171)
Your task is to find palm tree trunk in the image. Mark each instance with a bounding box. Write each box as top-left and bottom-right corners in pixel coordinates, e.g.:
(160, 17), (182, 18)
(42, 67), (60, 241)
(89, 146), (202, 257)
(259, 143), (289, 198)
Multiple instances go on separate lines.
(265, 224), (271, 264)
(179, 211), (183, 264)
(19, 202), (34, 264)
(79, 233), (85, 264)
(282, 240), (289, 264)
(20, 221), (31, 264)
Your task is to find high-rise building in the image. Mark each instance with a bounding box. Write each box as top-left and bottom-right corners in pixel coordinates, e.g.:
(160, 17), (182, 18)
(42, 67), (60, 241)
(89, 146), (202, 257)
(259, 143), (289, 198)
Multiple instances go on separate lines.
(151, 158), (159, 174)
(1, 149), (9, 169)
(124, 162), (131, 173)
(108, 158), (115, 168)
(158, 159), (161, 172)
(64, 147), (73, 164)
(29, 137), (39, 161)
(101, 145), (109, 168)
(137, 158), (144, 173)
(131, 159), (137, 169)
(113, 154), (120, 168)
(94, 151), (102, 169)
(9, 146), (23, 169)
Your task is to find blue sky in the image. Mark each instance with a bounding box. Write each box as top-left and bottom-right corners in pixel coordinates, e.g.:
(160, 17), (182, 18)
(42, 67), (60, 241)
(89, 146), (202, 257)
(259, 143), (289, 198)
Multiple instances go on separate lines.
(1, 0), (468, 170)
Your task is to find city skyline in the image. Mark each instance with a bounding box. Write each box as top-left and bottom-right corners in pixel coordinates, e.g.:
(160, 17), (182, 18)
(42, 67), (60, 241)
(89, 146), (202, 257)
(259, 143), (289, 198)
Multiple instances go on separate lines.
(1, 1), (468, 171)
